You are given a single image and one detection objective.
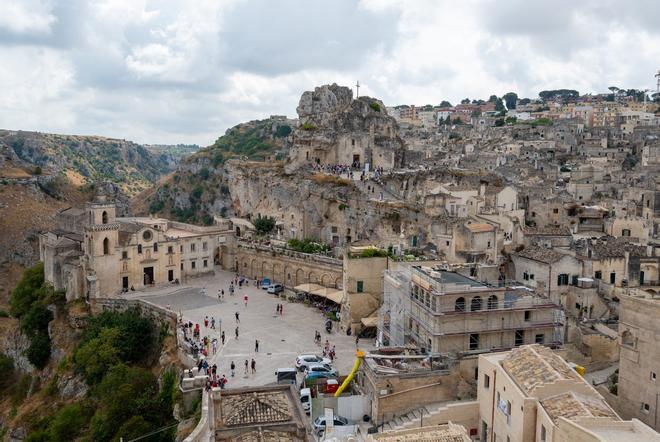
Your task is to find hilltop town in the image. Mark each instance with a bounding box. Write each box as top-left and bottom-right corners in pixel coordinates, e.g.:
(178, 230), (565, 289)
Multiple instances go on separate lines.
(3, 80), (660, 441)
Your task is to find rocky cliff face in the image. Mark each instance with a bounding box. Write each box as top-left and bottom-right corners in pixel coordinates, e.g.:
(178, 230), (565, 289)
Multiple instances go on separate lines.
(0, 130), (177, 195)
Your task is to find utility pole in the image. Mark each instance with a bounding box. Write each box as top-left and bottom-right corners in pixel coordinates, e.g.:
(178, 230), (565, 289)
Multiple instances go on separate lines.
(355, 81), (360, 98)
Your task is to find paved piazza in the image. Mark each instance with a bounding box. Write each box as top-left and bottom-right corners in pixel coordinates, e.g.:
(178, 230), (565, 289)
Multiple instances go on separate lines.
(130, 268), (375, 388)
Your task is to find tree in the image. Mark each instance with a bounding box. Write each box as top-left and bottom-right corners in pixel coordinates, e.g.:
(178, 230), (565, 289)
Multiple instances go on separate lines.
(10, 262), (46, 318)
(460, 98), (470, 104)
(75, 327), (122, 383)
(519, 98), (531, 105)
(495, 98), (505, 112)
(538, 89), (579, 101)
(502, 92), (518, 109)
(0, 354), (14, 390)
(26, 332), (51, 369)
(488, 95), (498, 103)
(495, 118), (505, 127)
(439, 100), (452, 107)
(274, 125), (292, 138)
(253, 216), (275, 234)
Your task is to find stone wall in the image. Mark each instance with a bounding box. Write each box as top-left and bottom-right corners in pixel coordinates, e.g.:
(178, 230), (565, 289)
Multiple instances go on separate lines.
(235, 242), (342, 288)
(90, 297), (178, 334)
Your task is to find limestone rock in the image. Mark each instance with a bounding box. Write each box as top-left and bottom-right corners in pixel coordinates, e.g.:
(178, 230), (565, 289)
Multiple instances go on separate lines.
(58, 374), (89, 400)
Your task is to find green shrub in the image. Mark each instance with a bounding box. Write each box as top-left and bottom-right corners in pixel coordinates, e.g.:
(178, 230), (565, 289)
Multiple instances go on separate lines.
(0, 310), (9, 317)
(301, 122), (317, 131)
(26, 332), (51, 369)
(48, 403), (92, 442)
(338, 203), (349, 210)
(287, 238), (331, 254)
(149, 199), (165, 214)
(198, 168), (210, 180)
(254, 216), (276, 234)
(76, 309), (157, 374)
(20, 304), (53, 337)
(370, 102), (381, 112)
(75, 328), (121, 384)
(274, 125), (292, 138)
(10, 263), (46, 318)
(359, 248), (389, 258)
(12, 374), (32, 406)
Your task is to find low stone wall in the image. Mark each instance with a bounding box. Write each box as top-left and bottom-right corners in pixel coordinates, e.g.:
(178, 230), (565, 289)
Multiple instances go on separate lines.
(90, 297), (178, 332)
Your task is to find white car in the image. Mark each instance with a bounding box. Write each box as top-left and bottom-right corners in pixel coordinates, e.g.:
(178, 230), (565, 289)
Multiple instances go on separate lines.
(295, 354), (332, 371)
(313, 415), (349, 435)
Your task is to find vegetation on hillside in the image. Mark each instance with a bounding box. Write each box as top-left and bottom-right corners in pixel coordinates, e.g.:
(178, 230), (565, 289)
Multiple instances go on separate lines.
(3, 263), (178, 442)
(10, 263), (64, 369)
(208, 119), (289, 160)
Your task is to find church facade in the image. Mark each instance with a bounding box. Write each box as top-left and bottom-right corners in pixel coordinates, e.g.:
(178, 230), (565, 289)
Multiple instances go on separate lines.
(40, 197), (235, 300)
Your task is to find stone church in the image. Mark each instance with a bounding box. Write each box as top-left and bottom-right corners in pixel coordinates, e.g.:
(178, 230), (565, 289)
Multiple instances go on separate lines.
(39, 196), (235, 300)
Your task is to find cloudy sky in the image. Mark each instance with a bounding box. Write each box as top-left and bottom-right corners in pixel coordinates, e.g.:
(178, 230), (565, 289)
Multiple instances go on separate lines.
(1, 0), (659, 145)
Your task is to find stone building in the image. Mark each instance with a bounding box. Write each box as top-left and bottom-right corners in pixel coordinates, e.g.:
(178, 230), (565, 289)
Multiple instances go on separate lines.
(379, 264), (563, 354)
(40, 197), (234, 299)
(287, 84), (406, 171)
(510, 245), (582, 303)
(477, 344), (659, 442)
(617, 292), (660, 431)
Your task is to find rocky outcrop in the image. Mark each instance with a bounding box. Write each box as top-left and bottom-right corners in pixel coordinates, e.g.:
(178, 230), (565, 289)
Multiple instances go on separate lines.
(297, 83), (354, 128)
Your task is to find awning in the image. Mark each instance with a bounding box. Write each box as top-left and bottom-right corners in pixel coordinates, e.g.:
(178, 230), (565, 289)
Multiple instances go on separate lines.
(293, 283), (325, 293)
(310, 287), (343, 304)
(361, 316), (378, 328)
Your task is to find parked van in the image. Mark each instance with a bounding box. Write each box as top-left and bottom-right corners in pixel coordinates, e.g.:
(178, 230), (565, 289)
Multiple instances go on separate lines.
(275, 367), (297, 385)
(299, 388), (311, 414)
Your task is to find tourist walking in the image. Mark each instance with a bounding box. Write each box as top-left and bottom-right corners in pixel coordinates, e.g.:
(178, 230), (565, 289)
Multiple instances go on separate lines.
(244, 359), (249, 375)
(255, 339), (259, 352)
(230, 361), (235, 377)
(279, 304), (283, 316)
(204, 316), (209, 328)
(235, 311), (240, 323)
(244, 294), (248, 307)
(221, 331), (225, 345)
(212, 338), (218, 354)
(355, 335), (360, 347)
(235, 326), (239, 339)
(251, 358), (256, 374)
(211, 317), (216, 329)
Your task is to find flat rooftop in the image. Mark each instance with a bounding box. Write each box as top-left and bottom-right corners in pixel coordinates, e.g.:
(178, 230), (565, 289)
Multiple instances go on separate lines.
(412, 266), (487, 289)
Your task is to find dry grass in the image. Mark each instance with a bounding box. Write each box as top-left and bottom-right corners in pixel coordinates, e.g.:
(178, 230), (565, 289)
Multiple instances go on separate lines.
(310, 173), (352, 186)
(64, 168), (87, 186)
(0, 166), (32, 179)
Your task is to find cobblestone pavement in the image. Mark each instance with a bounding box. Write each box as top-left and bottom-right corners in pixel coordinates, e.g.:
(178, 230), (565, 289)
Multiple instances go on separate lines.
(133, 268), (374, 389)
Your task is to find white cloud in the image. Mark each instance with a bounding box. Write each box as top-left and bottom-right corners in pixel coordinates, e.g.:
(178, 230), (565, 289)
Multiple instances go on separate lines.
(0, 0), (56, 34)
(0, 0), (658, 145)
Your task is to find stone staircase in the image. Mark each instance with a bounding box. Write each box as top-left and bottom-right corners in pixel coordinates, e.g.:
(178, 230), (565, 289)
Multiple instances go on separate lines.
(380, 402), (445, 432)
(379, 400), (478, 433)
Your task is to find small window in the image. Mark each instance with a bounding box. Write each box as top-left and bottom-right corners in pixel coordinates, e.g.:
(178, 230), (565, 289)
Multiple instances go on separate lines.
(356, 281), (364, 293)
(122, 251), (128, 259)
(203, 259), (208, 268)
(621, 229), (631, 237)
(529, 274), (535, 280)
(142, 230), (152, 241)
(103, 238), (110, 255)
(153, 243), (158, 252)
(484, 374), (490, 388)
(642, 403), (650, 413)
(469, 333), (479, 350)
(191, 243), (196, 252)
(168, 246), (173, 254)
(137, 244), (142, 254)
(532, 212), (536, 217)
(535, 334), (545, 344)
(191, 261), (196, 269)
(523, 272), (529, 281)
(203, 242), (208, 251)
(524, 310), (531, 321)
(541, 425), (547, 442)
(553, 208), (559, 214)
(651, 372), (657, 381)
(180, 245), (183, 253)
(515, 330), (524, 346)
(180, 263), (183, 270)
(595, 271), (602, 280)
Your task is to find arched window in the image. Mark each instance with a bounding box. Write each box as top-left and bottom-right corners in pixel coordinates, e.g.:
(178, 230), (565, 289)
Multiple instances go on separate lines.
(103, 237), (110, 255)
(138, 244), (142, 254)
(487, 295), (498, 310)
(455, 297), (466, 312)
(102, 211), (108, 224)
(153, 243), (158, 253)
(471, 296), (482, 311)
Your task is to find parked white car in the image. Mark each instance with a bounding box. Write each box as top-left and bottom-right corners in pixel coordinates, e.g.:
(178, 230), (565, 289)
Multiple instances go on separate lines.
(295, 354), (332, 371)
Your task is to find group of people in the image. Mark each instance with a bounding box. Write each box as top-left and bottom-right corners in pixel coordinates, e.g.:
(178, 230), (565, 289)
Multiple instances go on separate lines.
(322, 339), (338, 361)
